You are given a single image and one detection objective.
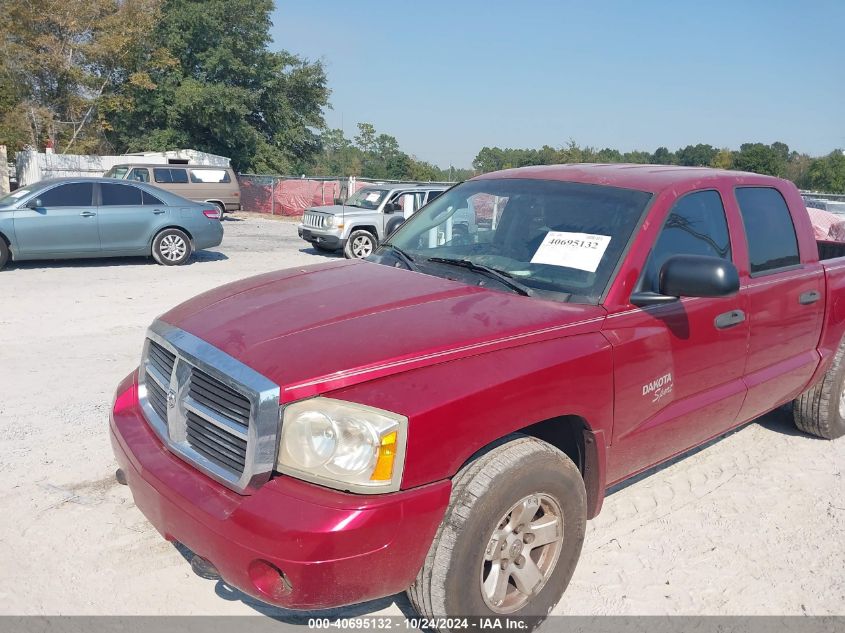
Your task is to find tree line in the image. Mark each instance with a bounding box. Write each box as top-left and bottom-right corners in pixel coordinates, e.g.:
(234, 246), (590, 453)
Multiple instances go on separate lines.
(472, 142), (845, 193)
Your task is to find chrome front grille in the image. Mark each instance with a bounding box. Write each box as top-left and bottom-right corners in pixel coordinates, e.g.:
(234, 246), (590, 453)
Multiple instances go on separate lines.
(138, 321), (281, 493)
(186, 411), (247, 473)
(304, 212), (327, 228)
(189, 368), (251, 429)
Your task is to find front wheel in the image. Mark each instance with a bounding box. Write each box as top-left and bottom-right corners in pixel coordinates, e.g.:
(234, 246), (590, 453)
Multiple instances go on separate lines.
(407, 435), (586, 627)
(344, 229), (377, 259)
(152, 228), (193, 266)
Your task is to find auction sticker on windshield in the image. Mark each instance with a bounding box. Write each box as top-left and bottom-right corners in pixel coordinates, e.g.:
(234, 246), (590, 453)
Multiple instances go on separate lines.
(530, 231), (612, 272)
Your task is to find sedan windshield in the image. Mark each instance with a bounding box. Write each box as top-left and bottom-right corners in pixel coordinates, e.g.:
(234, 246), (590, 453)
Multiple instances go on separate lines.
(0, 188), (33, 207)
(345, 188), (389, 210)
(386, 178), (652, 303)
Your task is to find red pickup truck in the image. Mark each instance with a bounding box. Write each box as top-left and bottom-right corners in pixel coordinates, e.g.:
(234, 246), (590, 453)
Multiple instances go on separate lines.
(110, 164), (845, 624)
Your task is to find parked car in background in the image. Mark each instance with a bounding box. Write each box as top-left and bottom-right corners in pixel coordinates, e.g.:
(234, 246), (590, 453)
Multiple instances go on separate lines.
(298, 183), (449, 258)
(0, 178), (223, 270)
(111, 164), (845, 625)
(104, 163), (241, 215)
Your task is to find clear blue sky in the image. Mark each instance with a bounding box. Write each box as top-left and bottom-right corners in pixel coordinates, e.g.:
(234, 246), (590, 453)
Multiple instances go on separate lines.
(271, 1), (844, 169)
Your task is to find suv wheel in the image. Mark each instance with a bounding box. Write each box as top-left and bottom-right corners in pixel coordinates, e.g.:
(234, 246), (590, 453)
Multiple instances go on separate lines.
(407, 435), (586, 626)
(344, 229), (377, 259)
(152, 228), (193, 266)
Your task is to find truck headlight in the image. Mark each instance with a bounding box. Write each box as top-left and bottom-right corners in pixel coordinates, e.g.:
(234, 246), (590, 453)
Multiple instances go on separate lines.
(276, 398), (407, 493)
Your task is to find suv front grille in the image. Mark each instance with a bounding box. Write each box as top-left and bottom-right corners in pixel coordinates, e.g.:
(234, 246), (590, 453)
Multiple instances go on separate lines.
(138, 322), (281, 493)
(304, 212), (327, 228)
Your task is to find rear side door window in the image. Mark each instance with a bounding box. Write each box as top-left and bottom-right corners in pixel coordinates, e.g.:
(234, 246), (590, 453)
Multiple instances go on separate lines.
(100, 183), (143, 206)
(641, 190), (732, 292)
(38, 183), (95, 207)
(735, 187), (800, 275)
(142, 191), (164, 206)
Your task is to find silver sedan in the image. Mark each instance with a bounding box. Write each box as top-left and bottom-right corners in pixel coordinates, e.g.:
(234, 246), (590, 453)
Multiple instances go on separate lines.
(0, 177), (224, 269)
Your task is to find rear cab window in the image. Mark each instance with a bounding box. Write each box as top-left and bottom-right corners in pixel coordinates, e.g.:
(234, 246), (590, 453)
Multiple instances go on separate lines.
(735, 187), (800, 275)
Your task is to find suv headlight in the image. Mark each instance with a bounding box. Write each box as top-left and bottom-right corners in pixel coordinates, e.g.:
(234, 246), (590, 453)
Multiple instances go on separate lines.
(276, 398), (407, 493)
(324, 215), (337, 228)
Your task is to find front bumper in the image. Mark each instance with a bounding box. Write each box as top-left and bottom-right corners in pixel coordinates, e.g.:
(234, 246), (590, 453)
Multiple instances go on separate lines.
(110, 371), (450, 610)
(297, 225), (345, 250)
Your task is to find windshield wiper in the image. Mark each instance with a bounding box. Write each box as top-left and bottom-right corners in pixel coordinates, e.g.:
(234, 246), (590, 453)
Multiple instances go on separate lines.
(426, 257), (534, 296)
(381, 243), (418, 270)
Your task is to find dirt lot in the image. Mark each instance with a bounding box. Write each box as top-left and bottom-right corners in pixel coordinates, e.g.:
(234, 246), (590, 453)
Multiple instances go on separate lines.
(0, 214), (842, 617)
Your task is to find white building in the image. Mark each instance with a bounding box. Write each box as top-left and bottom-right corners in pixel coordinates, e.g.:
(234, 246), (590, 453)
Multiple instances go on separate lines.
(15, 149), (231, 187)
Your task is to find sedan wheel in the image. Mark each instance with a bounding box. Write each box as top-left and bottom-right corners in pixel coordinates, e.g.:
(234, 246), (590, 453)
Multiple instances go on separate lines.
(152, 228), (193, 266)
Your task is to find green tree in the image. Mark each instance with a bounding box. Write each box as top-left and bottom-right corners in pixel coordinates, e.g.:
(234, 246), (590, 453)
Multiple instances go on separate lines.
(651, 147), (676, 165)
(0, 0), (162, 153)
(676, 143), (717, 167)
(732, 142), (788, 176)
(806, 151), (845, 193)
(106, 0), (329, 173)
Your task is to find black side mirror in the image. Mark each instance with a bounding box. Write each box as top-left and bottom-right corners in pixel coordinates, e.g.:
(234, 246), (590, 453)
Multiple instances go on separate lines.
(631, 254), (739, 307)
(384, 202), (399, 213)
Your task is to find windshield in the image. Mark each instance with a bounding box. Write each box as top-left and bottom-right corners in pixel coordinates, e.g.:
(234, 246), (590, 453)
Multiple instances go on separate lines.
(0, 188), (33, 207)
(105, 166), (128, 179)
(345, 187), (389, 210)
(387, 178), (652, 303)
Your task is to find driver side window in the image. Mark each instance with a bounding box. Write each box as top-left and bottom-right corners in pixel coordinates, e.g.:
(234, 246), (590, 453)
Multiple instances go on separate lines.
(641, 190), (732, 293)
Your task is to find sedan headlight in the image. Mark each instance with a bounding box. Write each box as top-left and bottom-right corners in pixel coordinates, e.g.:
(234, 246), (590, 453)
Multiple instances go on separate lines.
(276, 398), (407, 493)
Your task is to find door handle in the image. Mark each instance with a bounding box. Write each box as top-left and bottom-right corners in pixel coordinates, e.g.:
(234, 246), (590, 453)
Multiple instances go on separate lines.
(715, 309), (746, 329)
(79, 211), (97, 217)
(799, 290), (821, 305)
(152, 209), (166, 215)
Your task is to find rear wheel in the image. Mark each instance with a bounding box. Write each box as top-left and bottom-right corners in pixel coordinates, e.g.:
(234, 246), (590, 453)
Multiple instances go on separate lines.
(152, 228), (193, 266)
(344, 229), (377, 259)
(407, 435), (586, 628)
(0, 239), (9, 270)
(794, 337), (845, 439)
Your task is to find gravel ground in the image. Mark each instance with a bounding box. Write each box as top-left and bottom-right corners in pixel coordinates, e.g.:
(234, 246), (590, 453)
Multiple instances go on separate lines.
(0, 214), (842, 617)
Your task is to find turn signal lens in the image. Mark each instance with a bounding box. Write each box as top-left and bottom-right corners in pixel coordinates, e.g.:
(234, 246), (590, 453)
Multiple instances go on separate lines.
(371, 432), (398, 482)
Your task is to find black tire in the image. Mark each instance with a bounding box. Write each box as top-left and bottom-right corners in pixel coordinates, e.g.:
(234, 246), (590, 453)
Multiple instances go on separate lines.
(407, 435), (586, 629)
(793, 338), (845, 439)
(344, 229), (377, 259)
(385, 217), (405, 237)
(152, 228), (193, 266)
(0, 238), (9, 270)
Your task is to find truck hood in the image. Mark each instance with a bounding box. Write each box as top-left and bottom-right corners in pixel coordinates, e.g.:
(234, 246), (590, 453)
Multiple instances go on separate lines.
(160, 260), (607, 401)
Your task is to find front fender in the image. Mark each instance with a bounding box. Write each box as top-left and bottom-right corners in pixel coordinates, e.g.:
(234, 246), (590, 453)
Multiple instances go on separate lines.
(327, 332), (614, 492)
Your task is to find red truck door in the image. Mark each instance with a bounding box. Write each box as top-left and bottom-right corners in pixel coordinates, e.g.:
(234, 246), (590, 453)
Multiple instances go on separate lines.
(603, 189), (749, 483)
(732, 186), (825, 422)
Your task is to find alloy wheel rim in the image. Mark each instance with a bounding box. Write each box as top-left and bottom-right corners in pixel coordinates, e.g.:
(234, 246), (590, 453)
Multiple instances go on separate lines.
(480, 493), (564, 613)
(352, 235), (373, 258)
(160, 235), (187, 261)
